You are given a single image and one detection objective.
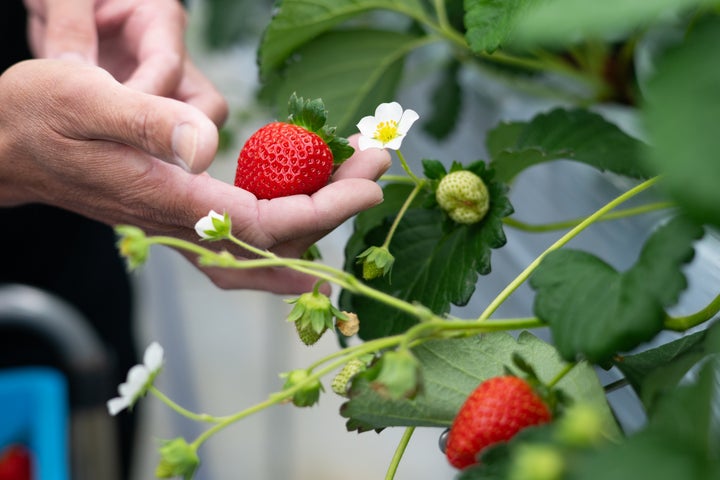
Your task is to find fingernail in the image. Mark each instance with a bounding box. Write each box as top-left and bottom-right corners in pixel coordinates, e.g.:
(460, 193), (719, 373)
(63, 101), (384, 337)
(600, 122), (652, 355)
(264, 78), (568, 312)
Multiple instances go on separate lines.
(172, 123), (197, 172)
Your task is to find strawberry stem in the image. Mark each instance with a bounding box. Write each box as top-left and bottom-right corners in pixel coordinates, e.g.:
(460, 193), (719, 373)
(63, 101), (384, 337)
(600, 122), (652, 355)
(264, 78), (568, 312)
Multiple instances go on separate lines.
(385, 427), (416, 480)
(476, 176), (661, 322)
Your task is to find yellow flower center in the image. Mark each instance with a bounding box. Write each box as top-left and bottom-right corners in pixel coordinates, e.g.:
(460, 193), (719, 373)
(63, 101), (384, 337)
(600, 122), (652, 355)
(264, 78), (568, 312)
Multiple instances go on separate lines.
(374, 120), (399, 143)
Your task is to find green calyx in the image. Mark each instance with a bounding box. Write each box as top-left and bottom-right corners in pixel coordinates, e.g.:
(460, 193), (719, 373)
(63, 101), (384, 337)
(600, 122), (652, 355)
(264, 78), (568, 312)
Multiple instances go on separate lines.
(436, 170), (490, 224)
(356, 245), (395, 281)
(155, 438), (199, 480)
(281, 369), (323, 407)
(286, 92), (354, 165)
(285, 286), (344, 345)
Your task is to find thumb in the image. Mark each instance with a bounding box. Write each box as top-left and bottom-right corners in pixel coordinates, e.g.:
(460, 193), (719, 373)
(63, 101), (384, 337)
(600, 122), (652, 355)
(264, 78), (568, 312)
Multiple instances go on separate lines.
(73, 67), (220, 173)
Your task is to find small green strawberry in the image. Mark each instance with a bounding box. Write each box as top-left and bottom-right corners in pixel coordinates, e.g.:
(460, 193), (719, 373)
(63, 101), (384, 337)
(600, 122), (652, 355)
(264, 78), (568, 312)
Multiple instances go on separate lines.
(295, 321), (326, 346)
(331, 357), (370, 397)
(356, 245), (395, 281)
(281, 369), (323, 407)
(234, 93), (353, 199)
(286, 283), (344, 346)
(436, 170), (490, 225)
(445, 375), (553, 469)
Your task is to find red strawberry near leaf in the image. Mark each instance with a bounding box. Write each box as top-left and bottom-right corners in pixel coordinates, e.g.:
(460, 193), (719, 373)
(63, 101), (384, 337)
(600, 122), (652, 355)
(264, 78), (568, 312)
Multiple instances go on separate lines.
(0, 444), (32, 480)
(445, 375), (553, 469)
(234, 93), (354, 199)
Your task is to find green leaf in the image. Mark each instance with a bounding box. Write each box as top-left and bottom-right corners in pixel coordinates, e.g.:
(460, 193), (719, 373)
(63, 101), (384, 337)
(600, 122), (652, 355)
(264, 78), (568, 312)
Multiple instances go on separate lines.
(511, 0), (717, 47)
(464, 0), (536, 53)
(340, 332), (619, 436)
(530, 216), (704, 363)
(487, 108), (651, 183)
(614, 326), (711, 410)
(422, 59), (463, 140)
(643, 16), (720, 227)
(260, 28), (423, 135)
(258, 0), (428, 78)
(339, 163), (512, 340)
(574, 353), (720, 480)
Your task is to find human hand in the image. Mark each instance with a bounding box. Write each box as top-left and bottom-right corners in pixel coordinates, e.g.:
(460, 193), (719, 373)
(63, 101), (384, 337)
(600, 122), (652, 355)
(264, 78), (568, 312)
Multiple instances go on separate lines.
(23, 0), (227, 125)
(0, 60), (390, 293)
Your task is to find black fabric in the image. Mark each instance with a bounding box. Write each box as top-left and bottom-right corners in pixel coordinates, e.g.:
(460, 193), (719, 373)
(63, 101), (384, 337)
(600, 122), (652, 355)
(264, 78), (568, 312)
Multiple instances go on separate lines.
(0, 4), (138, 479)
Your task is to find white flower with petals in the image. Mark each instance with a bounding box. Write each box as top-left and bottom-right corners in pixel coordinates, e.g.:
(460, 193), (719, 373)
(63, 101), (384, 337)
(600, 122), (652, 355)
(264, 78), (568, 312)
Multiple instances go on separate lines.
(194, 210), (230, 240)
(357, 102), (419, 151)
(107, 342), (164, 416)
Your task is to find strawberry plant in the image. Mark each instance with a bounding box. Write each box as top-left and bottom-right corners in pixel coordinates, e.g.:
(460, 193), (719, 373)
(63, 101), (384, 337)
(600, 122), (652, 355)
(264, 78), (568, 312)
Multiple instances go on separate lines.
(112, 0), (720, 479)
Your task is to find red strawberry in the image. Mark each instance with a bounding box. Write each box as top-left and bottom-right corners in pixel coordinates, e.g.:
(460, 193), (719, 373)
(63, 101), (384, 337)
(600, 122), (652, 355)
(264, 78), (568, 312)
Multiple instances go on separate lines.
(445, 375), (552, 469)
(235, 122), (333, 199)
(234, 94), (353, 200)
(0, 445), (32, 480)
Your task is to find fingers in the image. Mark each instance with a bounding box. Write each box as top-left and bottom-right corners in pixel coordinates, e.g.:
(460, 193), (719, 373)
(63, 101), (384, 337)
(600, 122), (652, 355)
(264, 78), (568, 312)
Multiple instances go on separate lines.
(118, 1), (188, 95)
(56, 63), (219, 173)
(332, 134), (392, 182)
(173, 60), (229, 127)
(30, 0), (98, 62)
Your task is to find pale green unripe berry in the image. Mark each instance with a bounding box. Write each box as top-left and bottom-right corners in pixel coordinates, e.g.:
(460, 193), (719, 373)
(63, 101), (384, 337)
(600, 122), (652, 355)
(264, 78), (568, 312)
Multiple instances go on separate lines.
(436, 171), (490, 224)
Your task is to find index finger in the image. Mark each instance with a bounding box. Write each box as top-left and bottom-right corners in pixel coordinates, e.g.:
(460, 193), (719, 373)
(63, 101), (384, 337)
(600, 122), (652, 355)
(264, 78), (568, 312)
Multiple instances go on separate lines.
(32, 0), (97, 61)
(116, 1), (187, 95)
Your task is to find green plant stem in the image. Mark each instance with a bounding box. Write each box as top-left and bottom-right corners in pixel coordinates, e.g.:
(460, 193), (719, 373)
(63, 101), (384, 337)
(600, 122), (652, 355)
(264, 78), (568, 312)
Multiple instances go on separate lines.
(149, 386), (227, 423)
(382, 181), (426, 249)
(504, 202), (675, 232)
(546, 363), (577, 388)
(396, 150), (422, 185)
(379, 174), (416, 184)
(477, 177), (660, 322)
(385, 427), (415, 480)
(664, 292), (720, 332)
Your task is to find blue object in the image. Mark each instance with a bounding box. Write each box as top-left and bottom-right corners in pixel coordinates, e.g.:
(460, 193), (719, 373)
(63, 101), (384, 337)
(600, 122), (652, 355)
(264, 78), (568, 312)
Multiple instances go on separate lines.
(0, 367), (69, 480)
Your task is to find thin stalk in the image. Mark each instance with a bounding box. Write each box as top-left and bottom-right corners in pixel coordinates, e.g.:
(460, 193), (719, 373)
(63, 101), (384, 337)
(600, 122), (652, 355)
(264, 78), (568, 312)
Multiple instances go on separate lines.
(547, 363), (577, 388)
(385, 427), (416, 480)
(382, 181), (426, 249)
(396, 150), (422, 184)
(664, 292), (720, 332)
(379, 174), (416, 184)
(477, 177), (660, 322)
(149, 386), (227, 423)
(504, 202), (675, 233)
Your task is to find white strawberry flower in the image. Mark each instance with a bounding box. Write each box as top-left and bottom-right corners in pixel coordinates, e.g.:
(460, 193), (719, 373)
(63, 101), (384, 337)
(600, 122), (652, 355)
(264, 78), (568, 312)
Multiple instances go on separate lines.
(357, 102), (419, 151)
(107, 342), (164, 416)
(194, 210), (231, 240)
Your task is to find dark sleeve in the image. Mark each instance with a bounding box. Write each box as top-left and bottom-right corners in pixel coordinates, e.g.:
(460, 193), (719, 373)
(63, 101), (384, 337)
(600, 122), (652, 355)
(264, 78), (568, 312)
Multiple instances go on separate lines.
(0, 2), (32, 71)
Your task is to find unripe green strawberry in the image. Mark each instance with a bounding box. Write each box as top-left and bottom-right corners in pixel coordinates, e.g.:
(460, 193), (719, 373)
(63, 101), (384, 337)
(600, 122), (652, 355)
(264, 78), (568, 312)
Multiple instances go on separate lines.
(234, 94), (353, 199)
(356, 245), (395, 281)
(436, 170), (490, 225)
(445, 375), (552, 469)
(295, 321), (327, 346)
(286, 286), (344, 346)
(281, 369), (323, 407)
(331, 358), (368, 397)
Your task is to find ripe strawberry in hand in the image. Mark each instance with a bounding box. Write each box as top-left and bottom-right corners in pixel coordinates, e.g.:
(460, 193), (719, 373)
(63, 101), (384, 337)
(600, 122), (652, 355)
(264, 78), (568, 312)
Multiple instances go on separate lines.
(445, 375), (552, 469)
(234, 93), (354, 199)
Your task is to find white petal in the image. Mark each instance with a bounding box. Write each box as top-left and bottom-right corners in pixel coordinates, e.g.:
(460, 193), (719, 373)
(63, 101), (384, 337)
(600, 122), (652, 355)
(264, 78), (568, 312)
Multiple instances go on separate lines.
(107, 396), (130, 416)
(143, 342), (164, 371)
(194, 216), (215, 239)
(358, 135), (384, 151)
(397, 109), (420, 135)
(356, 116), (379, 137)
(383, 136), (405, 150)
(374, 102), (403, 122)
(120, 365), (149, 397)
